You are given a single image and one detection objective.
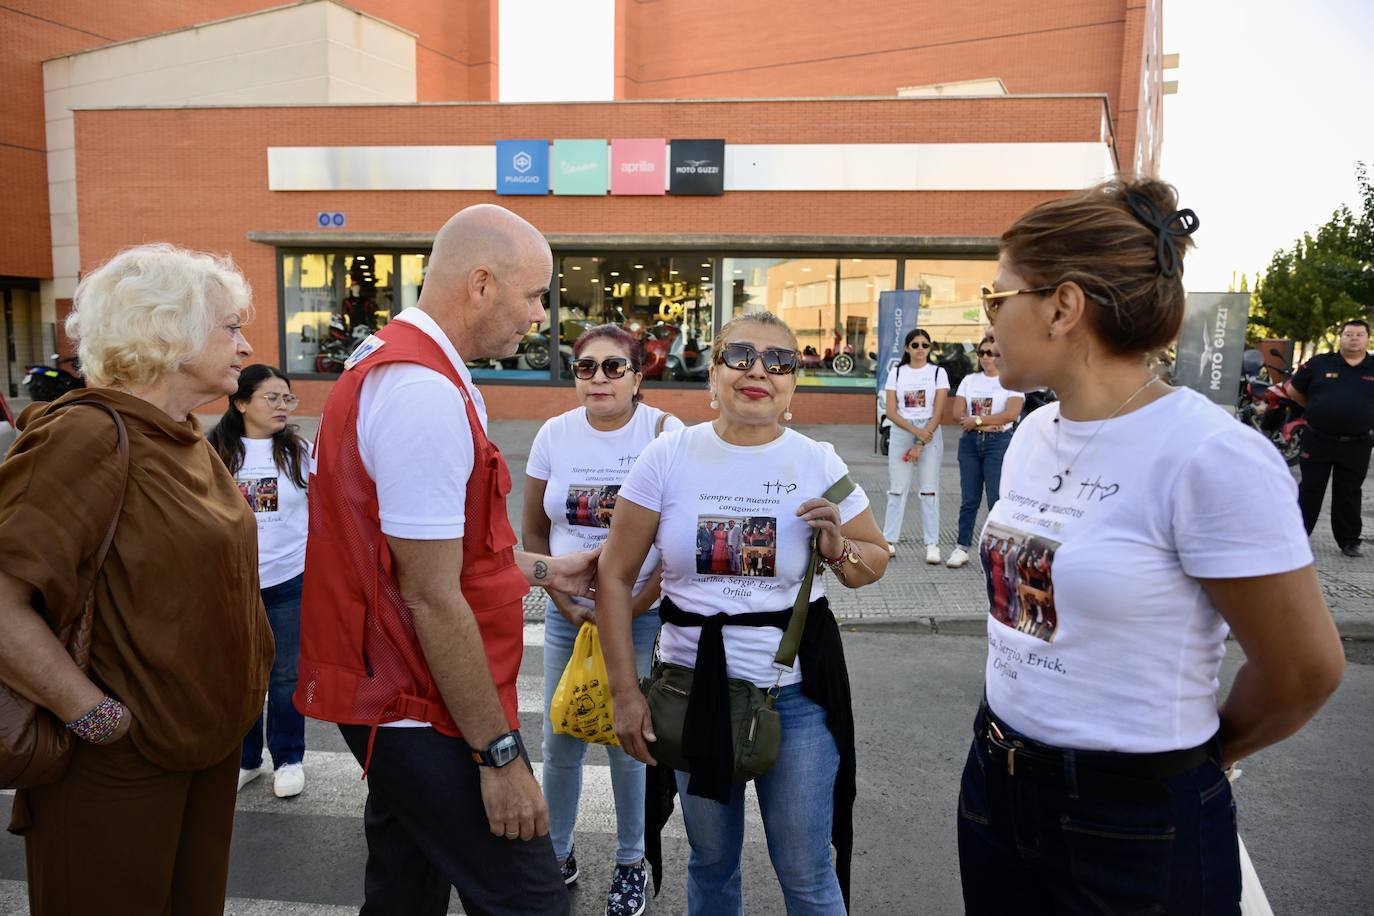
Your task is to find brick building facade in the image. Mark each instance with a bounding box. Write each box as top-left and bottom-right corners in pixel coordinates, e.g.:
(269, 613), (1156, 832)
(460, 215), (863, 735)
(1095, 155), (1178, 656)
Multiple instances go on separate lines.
(1, 0), (1163, 421)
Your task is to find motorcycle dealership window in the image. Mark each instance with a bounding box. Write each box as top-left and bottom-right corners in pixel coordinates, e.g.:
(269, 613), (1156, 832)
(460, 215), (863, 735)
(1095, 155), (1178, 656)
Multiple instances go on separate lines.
(283, 253), (398, 375)
(901, 258), (996, 353)
(556, 255), (715, 383)
(720, 258), (894, 388)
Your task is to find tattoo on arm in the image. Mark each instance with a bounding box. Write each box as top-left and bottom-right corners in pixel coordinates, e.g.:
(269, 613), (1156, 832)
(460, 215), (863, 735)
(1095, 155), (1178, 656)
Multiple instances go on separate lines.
(533, 560), (548, 580)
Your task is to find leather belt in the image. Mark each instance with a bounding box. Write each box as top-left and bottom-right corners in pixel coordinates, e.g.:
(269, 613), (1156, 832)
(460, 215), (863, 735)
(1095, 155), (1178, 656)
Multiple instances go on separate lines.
(976, 702), (1217, 802)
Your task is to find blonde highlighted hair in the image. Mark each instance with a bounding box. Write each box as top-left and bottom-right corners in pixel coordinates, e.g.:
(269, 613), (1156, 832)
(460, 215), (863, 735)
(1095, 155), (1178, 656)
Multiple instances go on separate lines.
(65, 244), (253, 388)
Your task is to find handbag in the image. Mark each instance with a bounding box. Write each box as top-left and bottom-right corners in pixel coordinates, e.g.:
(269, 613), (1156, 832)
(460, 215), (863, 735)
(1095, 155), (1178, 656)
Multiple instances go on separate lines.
(0, 401), (130, 789)
(640, 474), (856, 782)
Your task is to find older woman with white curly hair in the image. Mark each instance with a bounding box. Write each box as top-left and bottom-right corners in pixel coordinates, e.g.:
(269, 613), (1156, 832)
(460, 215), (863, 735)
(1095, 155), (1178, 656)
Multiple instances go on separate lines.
(0, 243), (273, 916)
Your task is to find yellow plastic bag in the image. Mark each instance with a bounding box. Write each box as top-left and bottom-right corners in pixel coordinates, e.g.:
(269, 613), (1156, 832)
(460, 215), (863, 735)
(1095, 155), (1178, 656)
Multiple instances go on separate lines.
(549, 622), (620, 746)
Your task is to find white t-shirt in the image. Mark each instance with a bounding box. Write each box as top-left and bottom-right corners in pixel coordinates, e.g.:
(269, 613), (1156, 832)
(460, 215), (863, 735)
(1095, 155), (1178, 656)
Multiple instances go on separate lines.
(617, 423), (870, 687)
(978, 387), (1313, 753)
(356, 308), (487, 540)
(236, 437), (309, 588)
(955, 372), (1021, 425)
(884, 363), (948, 424)
(527, 405), (685, 608)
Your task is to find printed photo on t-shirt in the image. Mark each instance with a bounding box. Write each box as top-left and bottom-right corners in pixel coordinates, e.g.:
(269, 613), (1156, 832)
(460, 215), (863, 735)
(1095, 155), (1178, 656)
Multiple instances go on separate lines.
(695, 515), (776, 578)
(902, 389), (926, 409)
(237, 477), (279, 513)
(970, 397), (994, 417)
(565, 484), (620, 529)
(980, 522), (1060, 643)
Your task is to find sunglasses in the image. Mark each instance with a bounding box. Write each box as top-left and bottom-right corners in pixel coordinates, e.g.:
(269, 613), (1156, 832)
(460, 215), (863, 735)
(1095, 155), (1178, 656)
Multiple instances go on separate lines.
(908, 340), (932, 350)
(979, 284), (1058, 323)
(977, 349), (996, 358)
(716, 342), (800, 375)
(571, 357), (634, 380)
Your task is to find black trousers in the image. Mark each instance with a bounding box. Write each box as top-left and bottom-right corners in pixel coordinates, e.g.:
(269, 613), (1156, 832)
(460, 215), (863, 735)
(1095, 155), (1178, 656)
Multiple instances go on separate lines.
(1298, 426), (1372, 547)
(339, 724), (570, 916)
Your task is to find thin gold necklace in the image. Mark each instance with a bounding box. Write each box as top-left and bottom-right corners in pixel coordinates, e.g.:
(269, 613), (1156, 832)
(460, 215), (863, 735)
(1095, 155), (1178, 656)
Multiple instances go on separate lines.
(1048, 377), (1159, 493)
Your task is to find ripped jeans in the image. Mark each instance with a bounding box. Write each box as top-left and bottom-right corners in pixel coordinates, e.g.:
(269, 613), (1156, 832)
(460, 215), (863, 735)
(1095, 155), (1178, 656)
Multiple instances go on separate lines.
(883, 425), (943, 545)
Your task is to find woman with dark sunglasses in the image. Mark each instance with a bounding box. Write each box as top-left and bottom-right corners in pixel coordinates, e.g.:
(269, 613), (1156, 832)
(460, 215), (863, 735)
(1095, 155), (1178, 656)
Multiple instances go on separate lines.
(958, 178), (1343, 915)
(882, 328), (949, 563)
(596, 310), (888, 915)
(521, 324), (682, 916)
(944, 337), (1024, 569)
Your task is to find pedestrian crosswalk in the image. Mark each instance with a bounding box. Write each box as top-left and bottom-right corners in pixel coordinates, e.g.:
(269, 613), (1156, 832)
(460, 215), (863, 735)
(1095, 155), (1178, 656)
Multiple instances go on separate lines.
(0, 622), (771, 915)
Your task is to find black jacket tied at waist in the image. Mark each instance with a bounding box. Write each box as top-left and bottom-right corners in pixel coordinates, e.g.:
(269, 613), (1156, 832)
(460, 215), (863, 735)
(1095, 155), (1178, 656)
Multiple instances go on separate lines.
(647, 594), (857, 910)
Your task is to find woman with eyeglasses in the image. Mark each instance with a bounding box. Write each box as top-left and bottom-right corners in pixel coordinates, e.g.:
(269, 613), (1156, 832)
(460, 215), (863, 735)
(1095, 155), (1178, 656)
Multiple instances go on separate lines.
(521, 324), (682, 916)
(958, 178), (1343, 915)
(945, 337), (1023, 569)
(882, 328), (949, 563)
(597, 311), (888, 915)
(209, 364), (312, 799)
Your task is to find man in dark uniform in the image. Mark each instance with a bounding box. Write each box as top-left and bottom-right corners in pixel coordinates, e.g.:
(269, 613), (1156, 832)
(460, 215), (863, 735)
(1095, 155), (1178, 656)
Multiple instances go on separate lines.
(1289, 319), (1374, 557)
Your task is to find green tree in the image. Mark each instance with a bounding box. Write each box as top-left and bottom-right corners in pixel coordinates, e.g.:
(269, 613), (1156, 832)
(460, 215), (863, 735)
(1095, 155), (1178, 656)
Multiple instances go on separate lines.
(1253, 162), (1374, 352)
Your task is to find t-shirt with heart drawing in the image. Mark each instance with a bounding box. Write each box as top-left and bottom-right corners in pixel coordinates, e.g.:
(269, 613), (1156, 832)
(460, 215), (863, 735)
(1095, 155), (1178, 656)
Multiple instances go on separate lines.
(978, 387), (1312, 753)
(617, 423), (869, 687)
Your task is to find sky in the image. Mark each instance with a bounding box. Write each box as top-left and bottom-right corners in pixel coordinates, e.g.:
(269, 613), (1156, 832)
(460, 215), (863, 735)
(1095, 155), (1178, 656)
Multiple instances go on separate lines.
(1161, 0), (1374, 292)
(497, 0), (1374, 293)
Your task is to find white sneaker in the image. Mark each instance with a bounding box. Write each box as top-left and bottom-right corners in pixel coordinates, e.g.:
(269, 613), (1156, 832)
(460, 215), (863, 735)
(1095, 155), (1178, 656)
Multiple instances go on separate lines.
(237, 765), (263, 792)
(946, 546), (970, 568)
(273, 762), (305, 798)
(925, 545), (942, 565)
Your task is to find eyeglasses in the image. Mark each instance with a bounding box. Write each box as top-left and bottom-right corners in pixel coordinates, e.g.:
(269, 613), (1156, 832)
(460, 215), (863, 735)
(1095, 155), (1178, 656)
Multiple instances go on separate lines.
(979, 284), (1059, 323)
(571, 357), (634, 380)
(908, 341), (931, 350)
(977, 349), (996, 358)
(258, 392), (299, 409)
(716, 342), (799, 375)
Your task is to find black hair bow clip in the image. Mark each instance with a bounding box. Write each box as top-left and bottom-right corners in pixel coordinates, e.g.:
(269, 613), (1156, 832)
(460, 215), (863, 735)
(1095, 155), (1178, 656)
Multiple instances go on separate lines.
(1123, 190), (1199, 279)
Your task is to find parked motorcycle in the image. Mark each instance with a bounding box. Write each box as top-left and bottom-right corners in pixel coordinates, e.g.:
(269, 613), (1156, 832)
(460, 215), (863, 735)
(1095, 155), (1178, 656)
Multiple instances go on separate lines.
(1237, 348), (1305, 466)
(23, 355), (84, 401)
(315, 317), (371, 374)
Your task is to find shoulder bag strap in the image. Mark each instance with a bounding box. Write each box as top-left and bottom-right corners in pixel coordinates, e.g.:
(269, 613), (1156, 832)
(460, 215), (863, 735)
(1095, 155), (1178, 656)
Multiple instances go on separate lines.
(773, 474), (857, 669)
(59, 402), (131, 596)
(655, 411), (671, 437)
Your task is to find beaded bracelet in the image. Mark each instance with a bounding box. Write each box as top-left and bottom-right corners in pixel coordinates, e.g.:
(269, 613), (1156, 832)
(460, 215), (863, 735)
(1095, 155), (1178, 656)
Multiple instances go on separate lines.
(65, 695), (124, 744)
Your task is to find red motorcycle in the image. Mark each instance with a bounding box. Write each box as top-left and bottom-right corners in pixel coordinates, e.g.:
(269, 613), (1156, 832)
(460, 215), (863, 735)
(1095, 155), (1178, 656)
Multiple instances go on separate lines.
(1238, 348), (1305, 466)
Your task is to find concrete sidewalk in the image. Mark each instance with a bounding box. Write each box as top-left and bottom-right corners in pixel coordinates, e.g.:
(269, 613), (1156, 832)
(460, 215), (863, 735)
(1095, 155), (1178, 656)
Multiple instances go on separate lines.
(475, 418), (1374, 633)
(196, 411), (1374, 633)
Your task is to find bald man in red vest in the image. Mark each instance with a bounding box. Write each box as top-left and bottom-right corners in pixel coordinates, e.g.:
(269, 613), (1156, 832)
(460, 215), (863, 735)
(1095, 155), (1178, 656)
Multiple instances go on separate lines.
(297, 205), (594, 915)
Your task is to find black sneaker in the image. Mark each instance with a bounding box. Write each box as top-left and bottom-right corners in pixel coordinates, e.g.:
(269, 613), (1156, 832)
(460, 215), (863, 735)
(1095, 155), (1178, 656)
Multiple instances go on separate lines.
(559, 846), (579, 886)
(605, 860), (647, 916)
(1341, 544), (1364, 558)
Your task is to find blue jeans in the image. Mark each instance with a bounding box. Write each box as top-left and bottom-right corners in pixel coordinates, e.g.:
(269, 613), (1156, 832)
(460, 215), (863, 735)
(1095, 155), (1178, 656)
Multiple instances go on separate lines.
(541, 600), (660, 865)
(957, 709), (1240, 915)
(674, 684), (845, 916)
(241, 573), (306, 769)
(956, 430), (1012, 547)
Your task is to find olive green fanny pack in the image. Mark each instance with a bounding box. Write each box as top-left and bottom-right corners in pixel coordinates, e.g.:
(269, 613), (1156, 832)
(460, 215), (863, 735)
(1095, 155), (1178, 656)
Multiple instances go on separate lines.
(640, 475), (856, 782)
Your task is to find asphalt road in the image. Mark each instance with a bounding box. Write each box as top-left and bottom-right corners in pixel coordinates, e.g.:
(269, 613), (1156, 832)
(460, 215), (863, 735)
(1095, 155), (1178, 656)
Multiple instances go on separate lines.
(3, 628), (1369, 914)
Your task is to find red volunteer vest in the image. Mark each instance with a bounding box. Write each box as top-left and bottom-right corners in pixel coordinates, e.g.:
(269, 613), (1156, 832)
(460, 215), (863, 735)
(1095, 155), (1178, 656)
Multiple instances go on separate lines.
(294, 320), (528, 741)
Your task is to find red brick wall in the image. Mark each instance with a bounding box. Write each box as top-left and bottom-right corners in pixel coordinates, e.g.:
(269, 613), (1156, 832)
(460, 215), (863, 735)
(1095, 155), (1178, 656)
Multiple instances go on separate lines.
(73, 96), (1100, 419)
(0, 0), (492, 280)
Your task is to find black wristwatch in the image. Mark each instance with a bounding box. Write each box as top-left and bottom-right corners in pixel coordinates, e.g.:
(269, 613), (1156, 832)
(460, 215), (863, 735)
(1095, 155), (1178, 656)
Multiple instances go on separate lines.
(470, 732), (521, 768)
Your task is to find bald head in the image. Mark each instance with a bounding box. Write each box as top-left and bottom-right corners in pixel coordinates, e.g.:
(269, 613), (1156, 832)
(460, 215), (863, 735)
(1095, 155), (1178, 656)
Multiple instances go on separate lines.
(421, 205), (552, 359)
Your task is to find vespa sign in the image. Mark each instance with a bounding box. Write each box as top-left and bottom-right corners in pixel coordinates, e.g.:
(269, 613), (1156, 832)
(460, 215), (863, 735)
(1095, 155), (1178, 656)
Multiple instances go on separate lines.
(1173, 291), (1250, 406)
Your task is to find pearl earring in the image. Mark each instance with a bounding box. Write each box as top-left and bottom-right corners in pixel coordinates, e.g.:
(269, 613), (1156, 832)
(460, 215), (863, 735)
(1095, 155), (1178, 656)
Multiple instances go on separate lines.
(783, 408), (793, 421)
(709, 393), (719, 410)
